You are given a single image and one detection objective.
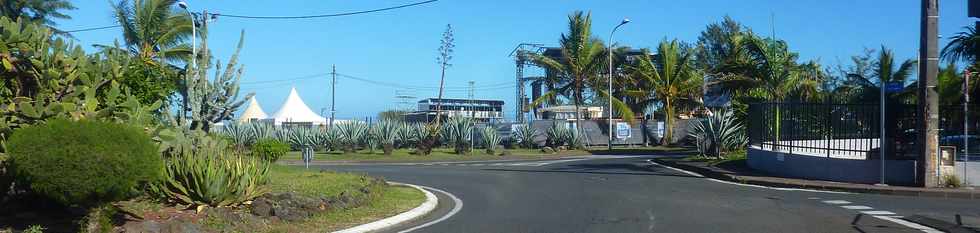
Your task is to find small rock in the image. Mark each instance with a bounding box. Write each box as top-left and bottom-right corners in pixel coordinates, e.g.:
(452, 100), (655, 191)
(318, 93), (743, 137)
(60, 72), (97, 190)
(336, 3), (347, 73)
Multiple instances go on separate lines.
(541, 147), (555, 154)
(250, 198), (273, 217)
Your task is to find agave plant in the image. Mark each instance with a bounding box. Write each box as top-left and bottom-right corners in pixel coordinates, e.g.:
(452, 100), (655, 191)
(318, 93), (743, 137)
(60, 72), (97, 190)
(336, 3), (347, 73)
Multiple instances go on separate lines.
(481, 126), (502, 154)
(441, 117), (475, 154)
(395, 122), (415, 149)
(221, 123), (255, 152)
(336, 121), (368, 153)
(512, 124), (538, 149)
(546, 122), (571, 148)
(249, 123), (277, 142)
(288, 127), (325, 165)
(153, 141), (270, 208)
(567, 128), (584, 150)
(690, 109), (747, 158)
(372, 120), (399, 155)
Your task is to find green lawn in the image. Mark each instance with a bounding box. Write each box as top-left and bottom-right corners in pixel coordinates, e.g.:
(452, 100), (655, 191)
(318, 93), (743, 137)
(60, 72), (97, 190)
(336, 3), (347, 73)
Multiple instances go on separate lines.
(281, 148), (591, 163)
(259, 165), (425, 232)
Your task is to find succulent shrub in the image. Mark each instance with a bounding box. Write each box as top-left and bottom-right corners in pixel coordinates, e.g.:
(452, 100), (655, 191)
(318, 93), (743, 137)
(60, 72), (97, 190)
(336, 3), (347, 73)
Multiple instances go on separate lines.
(336, 121), (368, 153)
(546, 122), (571, 148)
(221, 123), (255, 152)
(7, 119), (162, 206)
(395, 122), (414, 149)
(512, 124), (539, 149)
(251, 138), (290, 162)
(442, 117), (475, 154)
(372, 121), (399, 155)
(690, 109), (747, 158)
(153, 137), (270, 207)
(481, 126), (502, 154)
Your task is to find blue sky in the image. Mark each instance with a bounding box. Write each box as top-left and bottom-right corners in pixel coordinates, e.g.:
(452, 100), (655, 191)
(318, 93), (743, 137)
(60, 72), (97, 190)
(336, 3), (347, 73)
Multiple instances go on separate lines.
(57, 0), (974, 120)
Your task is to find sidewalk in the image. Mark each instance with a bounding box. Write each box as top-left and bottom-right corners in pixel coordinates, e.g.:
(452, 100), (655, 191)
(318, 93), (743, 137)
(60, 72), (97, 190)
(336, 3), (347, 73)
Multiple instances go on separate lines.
(652, 157), (980, 200)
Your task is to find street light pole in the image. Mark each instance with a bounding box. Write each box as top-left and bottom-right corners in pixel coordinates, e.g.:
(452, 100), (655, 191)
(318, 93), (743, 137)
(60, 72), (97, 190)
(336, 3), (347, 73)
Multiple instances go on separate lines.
(608, 18), (630, 151)
(177, 2), (195, 73)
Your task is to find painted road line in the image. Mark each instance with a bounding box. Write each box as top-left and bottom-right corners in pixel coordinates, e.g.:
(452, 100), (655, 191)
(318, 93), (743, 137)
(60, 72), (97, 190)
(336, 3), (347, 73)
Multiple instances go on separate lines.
(398, 185), (464, 233)
(872, 216), (944, 233)
(841, 205), (873, 210)
(334, 182), (438, 233)
(647, 160), (849, 194)
(822, 200), (852, 205)
(860, 210), (897, 215)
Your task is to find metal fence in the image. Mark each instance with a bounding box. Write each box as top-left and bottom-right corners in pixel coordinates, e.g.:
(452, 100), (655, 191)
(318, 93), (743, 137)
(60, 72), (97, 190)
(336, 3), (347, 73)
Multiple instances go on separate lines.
(749, 100), (980, 160)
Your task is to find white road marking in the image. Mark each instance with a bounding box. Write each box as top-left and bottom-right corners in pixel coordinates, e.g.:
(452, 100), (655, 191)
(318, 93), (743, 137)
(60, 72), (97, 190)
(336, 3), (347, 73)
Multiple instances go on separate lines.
(490, 163), (505, 166)
(807, 197), (821, 200)
(841, 205), (873, 210)
(860, 210), (897, 215)
(822, 200), (852, 205)
(398, 185), (464, 233)
(871, 216), (944, 233)
(646, 160), (849, 194)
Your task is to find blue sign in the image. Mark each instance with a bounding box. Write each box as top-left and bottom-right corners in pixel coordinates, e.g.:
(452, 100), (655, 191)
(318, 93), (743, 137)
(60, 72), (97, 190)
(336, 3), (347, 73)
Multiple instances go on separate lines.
(616, 122), (631, 139)
(885, 82), (904, 93)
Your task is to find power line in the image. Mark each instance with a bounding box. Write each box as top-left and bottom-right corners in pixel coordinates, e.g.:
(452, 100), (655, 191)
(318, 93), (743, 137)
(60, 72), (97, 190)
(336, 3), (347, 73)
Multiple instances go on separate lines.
(64, 0), (438, 33)
(239, 73), (330, 85)
(217, 0), (437, 19)
(335, 72), (512, 90)
(65, 25), (122, 33)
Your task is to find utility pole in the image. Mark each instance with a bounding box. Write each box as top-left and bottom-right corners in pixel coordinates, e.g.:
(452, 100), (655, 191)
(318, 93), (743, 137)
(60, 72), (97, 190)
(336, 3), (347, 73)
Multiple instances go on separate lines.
(330, 65), (337, 128)
(917, 0), (940, 187)
(469, 80), (475, 151)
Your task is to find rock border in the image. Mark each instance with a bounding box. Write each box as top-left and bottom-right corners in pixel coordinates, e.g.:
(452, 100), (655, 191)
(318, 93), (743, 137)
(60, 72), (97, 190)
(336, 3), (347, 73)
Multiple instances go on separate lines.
(332, 182), (438, 233)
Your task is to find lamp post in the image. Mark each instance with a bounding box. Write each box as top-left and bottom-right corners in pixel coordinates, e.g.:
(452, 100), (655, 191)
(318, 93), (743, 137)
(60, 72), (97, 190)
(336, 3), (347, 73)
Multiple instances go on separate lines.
(608, 18), (630, 151)
(177, 1), (195, 71)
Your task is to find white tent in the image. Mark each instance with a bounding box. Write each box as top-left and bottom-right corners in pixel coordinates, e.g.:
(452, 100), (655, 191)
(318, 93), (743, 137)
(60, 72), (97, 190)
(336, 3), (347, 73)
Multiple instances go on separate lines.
(238, 96), (269, 123)
(270, 88), (327, 125)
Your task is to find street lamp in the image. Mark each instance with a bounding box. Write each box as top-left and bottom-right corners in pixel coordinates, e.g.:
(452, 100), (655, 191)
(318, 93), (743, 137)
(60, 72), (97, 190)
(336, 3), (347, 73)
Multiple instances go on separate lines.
(608, 18), (629, 151)
(177, 1), (195, 70)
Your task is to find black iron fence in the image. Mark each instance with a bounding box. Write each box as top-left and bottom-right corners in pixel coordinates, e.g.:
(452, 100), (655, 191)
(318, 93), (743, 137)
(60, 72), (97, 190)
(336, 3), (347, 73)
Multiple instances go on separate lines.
(748, 101), (980, 160)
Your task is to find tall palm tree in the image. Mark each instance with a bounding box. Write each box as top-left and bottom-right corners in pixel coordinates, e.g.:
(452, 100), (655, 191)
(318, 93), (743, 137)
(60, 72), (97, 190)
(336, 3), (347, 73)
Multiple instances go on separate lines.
(627, 40), (702, 144)
(531, 11), (634, 129)
(941, 26), (979, 64)
(111, 0), (193, 66)
(845, 46), (916, 103)
(0, 0), (75, 33)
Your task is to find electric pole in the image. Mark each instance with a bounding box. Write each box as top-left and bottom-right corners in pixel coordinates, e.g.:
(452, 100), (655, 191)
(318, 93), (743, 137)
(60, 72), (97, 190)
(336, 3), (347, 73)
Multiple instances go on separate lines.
(330, 65), (337, 128)
(917, 0), (940, 187)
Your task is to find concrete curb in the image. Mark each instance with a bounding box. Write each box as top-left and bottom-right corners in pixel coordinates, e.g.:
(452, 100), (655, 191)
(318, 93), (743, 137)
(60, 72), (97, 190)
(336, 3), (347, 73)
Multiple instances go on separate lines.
(333, 182), (438, 233)
(652, 158), (980, 200)
(281, 155), (593, 166)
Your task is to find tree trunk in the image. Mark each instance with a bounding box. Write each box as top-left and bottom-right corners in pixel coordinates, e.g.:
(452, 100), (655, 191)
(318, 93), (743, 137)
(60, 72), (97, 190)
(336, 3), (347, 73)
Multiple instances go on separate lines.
(383, 144), (394, 155)
(664, 97), (674, 145)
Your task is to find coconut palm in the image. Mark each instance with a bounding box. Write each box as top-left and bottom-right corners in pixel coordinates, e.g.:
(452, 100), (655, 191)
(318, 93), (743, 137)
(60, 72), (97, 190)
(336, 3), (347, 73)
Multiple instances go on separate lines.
(1, 0), (75, 33)
(844, 46), (916, 103)
(111, 0), (193, 66)
(941, 26), (979, 64)
(530, 11), (634, 127)
(627, 40), (703, 144)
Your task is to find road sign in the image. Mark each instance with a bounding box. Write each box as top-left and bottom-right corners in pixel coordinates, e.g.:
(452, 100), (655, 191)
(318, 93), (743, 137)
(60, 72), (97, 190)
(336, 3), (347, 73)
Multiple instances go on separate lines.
(615, 122), (631, 139)
(885, 82), (904, 93)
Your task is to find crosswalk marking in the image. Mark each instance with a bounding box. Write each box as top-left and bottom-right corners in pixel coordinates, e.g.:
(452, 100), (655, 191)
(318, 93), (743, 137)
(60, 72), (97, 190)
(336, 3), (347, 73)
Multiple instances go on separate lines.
(822, 200), (851, 204)
(841, 205), (873, 210)
(860, 210), (897, 215)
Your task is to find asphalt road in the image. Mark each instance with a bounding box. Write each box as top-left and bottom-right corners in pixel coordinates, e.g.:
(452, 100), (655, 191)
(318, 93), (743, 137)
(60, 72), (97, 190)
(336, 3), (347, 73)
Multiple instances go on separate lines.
(315, 156), (980, 233)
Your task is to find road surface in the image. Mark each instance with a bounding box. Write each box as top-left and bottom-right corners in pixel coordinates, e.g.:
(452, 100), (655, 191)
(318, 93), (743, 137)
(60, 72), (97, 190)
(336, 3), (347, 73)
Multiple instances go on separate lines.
(315, 156), (980, 233)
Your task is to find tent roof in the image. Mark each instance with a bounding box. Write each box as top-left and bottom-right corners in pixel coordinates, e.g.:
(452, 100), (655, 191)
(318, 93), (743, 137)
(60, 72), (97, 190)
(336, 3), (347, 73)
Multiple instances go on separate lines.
(270, 88), (326, 124)
(238, 96), (269, 122)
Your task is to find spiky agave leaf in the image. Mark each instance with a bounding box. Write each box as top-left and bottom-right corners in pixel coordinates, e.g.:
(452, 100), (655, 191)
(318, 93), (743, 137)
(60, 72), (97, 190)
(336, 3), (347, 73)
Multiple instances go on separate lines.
(441, 117), (474, 154)
(690, 109), (746, 158)
(336, 121), (368, 152)
(481, 126), (502, 153)
(512, 124), (538, 149)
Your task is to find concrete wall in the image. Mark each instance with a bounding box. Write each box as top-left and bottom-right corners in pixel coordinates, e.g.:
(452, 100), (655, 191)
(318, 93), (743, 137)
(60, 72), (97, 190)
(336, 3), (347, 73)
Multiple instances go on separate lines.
(952, 161), (980, 186)
(747, 148), (918, 185)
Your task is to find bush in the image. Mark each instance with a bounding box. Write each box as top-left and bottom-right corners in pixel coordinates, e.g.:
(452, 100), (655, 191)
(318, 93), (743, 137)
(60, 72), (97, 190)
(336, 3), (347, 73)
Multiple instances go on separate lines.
(512, 124), (538, 149)
(6, 119), (161, 206)
(942, 174), (963, 188)
(153, 136), (270, 207)
(689, 109), (747, 158)
(251, 138), (290, 162)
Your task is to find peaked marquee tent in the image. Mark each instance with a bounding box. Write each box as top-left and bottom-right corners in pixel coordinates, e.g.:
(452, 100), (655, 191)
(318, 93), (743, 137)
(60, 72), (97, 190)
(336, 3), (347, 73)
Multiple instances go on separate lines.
(269, 88), (327, 125)
(238, 96), (269, 123)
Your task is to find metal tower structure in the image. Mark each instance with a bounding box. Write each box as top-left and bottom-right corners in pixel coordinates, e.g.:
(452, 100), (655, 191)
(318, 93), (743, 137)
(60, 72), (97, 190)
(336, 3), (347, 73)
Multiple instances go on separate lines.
(510, 43), (545, 123)
(395, 89), (417, 111)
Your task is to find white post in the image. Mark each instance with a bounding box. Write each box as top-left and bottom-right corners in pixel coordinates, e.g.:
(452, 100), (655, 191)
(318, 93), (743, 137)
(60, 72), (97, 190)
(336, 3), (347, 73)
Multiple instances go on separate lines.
(965, 69), (971, 186)
(879, 81), (887, 185)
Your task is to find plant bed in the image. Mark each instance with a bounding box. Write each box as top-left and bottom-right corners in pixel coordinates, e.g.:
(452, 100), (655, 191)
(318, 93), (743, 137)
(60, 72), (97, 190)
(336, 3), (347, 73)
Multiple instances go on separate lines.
(280, 148), (591, 163)
(0, 165), (425, 233)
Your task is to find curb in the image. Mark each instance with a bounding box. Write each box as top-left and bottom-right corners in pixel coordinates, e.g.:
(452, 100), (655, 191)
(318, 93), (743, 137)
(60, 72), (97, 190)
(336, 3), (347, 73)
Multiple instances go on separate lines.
(651, 158), (980, 200)
(333, 182), (438, 233)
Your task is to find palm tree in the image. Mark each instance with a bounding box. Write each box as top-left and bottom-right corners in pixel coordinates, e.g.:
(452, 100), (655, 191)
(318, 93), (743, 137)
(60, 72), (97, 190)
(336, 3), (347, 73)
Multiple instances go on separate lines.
(845, 46), (916, 103)
(941, 26), (979, 64)
(111, 0), (193, 66)
(530, 11), (634, 131)
(1, 0), (75, 33)
(627, 40), (702, 144)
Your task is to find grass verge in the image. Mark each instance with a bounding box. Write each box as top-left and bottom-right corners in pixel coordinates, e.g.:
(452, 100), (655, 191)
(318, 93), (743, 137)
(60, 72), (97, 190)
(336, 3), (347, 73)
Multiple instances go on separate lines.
(262, 185), (424, 233)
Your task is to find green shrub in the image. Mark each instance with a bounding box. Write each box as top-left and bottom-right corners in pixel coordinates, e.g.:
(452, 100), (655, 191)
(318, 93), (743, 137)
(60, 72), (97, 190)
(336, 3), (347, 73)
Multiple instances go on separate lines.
(153, 138), (270, 207)
(251, 138), (290, 162)
(942, 174), (963, 188)
(7, 119), (161, 206)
